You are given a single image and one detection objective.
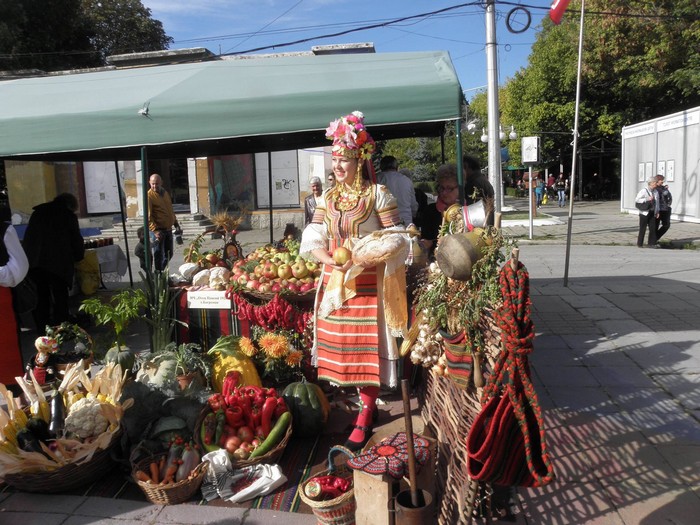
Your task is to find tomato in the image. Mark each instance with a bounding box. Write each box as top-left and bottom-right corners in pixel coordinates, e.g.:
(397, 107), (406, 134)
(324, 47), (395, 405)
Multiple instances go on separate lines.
(225, 435), (242, 454)
(254, 425), (266, 440)
(251, 438), (261, 449)
(237, 425), (254, 443)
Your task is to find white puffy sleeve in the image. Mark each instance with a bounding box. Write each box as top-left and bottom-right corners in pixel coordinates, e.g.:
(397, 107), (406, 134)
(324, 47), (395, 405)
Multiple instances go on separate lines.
(0, 225), (29, 287)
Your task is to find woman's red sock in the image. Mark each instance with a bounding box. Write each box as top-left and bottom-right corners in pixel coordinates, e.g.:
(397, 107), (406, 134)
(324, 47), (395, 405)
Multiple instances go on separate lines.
(347, 386), (379, 445)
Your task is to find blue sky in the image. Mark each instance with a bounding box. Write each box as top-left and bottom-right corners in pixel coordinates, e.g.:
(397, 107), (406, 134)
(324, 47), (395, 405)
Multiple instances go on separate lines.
(141, 1), (554, 99)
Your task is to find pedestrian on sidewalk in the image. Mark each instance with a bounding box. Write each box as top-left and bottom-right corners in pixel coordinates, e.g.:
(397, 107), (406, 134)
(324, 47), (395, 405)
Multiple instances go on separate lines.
(655, 174), (672, 241)
(556, 173), (567, 207)
(635, 177), (659, 248)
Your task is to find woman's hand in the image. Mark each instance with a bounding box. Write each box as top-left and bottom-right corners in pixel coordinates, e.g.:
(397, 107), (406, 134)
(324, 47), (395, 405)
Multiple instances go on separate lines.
(328, 260), (353, 273)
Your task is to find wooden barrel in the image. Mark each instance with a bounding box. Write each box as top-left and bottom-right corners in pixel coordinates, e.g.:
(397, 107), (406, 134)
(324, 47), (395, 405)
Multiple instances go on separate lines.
(435, 232), (485, 281)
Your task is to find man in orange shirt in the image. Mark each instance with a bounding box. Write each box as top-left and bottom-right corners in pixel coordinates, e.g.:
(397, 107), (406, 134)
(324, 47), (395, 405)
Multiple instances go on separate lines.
(147, 173), (180, 271)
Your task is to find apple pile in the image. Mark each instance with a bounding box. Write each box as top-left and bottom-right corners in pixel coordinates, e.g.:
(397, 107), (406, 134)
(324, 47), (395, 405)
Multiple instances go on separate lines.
(230, 244), (322, 295)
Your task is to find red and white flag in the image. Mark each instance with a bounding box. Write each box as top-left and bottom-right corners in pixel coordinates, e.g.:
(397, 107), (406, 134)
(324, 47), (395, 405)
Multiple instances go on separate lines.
(549, 0), (572, 25)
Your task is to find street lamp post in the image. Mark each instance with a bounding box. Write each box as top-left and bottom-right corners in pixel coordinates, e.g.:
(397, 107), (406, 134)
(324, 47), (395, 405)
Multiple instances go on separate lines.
(485, 0), (502, 214)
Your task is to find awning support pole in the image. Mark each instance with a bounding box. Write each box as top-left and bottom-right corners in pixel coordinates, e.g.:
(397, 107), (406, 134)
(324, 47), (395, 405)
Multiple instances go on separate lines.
(141, 147), (151, 271)
(114, 160), (134, 287)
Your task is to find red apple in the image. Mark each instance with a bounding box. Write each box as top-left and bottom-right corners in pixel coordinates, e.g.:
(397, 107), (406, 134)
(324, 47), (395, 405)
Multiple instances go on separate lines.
(237, 274), (249, 285)
(259, 283), (272, 293)
(206, 253), (219, 264)
(271, 282), (282, 293)
(299, 282), (314, 293)
(287, 283), (300, 293)
(246, 279), (260, 290)
(262, 262), (278, 280)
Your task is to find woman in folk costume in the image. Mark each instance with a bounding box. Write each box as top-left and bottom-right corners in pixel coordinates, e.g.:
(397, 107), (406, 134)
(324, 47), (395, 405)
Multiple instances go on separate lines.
(300, 111), (409, 450)
(0, 216), (30, 388)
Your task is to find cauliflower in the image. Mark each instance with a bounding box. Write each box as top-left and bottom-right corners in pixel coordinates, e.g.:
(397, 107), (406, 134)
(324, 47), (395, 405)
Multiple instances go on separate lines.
(64, 397), (108, 439)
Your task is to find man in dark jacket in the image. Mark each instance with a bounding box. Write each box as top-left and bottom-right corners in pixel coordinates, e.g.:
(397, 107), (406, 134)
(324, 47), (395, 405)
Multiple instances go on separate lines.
(23, 193), (84, 331)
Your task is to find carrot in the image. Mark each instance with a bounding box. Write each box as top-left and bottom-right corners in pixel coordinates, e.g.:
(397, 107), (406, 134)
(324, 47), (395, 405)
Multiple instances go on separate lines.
(135, 470), (152, 483)
(149, 461), (160, 484)
(162, 464), (178, 485)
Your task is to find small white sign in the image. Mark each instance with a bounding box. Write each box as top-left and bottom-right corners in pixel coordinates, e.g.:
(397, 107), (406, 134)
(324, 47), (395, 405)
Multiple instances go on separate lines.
(666, 160), (675, 182)
(187, 290), (231, 310)
(521, 136), (539, 163)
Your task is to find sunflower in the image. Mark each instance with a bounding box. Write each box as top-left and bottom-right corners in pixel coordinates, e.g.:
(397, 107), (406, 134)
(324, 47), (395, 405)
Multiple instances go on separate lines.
(239, 336), (257, 357)
(259, 333), (288, 359)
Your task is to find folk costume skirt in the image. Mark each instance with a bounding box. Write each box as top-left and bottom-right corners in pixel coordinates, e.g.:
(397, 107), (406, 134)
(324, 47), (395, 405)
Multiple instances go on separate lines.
(314, 264), (397, 388)
(0, 286), (25, 385)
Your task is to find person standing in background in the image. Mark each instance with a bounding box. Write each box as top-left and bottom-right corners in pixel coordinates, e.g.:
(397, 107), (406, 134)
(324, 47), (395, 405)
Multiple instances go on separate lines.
(421, 164), (460, 259)
(635, 177), (659, 248)
(147, 173), (180, 271)
(655, 174), (672, 242)
(377, 156), (418, 226)
(326, 171), (336, 189)
(556, 173), (567, 207)
(304, 176), (323, 225)
(23, 193), (84, 331)
(0, 207), (29, 389)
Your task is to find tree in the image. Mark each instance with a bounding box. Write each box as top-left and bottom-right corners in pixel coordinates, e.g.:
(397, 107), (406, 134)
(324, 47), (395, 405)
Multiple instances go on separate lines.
(0, 0), (96, 71)
(500, 0), (700, 170)
(0, 0), (171, 71)
(81, 0), (172, 62)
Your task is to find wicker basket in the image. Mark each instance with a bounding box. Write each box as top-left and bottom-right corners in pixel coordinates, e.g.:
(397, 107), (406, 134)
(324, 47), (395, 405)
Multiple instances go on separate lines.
(132, 454), (209, 505)
(2, 428), (122, 493)
(299, 446), (356, 525)
(193, 408), (292, 468)
(418, 311), (501, 525)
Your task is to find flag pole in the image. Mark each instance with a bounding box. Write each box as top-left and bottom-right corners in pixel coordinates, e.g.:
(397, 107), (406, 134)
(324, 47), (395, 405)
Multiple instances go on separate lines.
(563, 0), (585, 287)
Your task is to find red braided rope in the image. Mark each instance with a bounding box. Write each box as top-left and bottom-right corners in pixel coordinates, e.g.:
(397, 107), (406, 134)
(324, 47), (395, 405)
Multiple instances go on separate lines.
(480, 261), (554, 487)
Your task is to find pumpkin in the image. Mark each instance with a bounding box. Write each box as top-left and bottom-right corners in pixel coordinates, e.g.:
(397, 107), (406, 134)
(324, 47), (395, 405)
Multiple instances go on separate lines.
(282, 378), (330, 437)
(207, 336), (261, 392)
(105, 345), (135, 374)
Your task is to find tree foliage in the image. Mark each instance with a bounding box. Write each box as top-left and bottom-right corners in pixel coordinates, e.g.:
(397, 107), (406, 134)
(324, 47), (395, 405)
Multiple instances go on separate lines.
(500, 0), (700, 168)
(0, 0), (172, 71)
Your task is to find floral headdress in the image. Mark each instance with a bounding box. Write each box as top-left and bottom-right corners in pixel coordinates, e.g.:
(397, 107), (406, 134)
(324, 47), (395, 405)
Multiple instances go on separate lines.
(325, 111), (376, 160)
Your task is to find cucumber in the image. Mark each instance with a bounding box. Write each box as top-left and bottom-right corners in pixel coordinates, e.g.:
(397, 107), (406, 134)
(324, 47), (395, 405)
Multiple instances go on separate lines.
(248, 412), (291, 459)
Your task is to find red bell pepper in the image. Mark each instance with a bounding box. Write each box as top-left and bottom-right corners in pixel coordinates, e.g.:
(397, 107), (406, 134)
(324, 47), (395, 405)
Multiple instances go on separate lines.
(222, 371), (241, 398)
(225, 406), (244, 427)
(273, 397), (288, 418)
(207, 393), (224, 412)
(260, 397), (278, 437)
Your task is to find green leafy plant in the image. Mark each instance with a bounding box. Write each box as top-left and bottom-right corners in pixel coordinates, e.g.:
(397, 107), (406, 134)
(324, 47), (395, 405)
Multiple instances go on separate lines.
(158, 342), (211, 382)
(79, 289), (147, 350)
(141, 269), (186, 352)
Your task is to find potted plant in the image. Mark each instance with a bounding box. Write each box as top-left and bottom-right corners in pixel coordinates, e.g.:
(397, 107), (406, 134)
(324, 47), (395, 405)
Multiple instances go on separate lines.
(79, 289), (147, 373)
(163, 342), (212, 391)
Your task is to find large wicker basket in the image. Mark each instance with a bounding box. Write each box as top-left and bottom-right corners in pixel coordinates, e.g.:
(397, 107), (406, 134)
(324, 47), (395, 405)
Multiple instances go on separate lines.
(193, 408), (292, 469)
(299, 446), (356, 525)
(132, 454), (209, 505)
(2, 428), (122, 493)
(418, 311), (501, 525)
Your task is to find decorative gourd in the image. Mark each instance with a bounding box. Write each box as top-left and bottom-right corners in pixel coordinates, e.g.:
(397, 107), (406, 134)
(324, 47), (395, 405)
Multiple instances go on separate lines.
(282, 378), (330, 437)
(207, 336), (261, 392)
(105, 346), (135, 374)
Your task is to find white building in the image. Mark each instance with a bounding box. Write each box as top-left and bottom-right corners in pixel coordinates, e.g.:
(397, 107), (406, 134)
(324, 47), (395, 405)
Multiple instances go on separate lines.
(621, 107), (700, 223)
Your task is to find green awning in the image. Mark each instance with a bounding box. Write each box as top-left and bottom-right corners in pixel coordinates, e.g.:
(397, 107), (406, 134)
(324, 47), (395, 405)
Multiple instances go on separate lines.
(0, 51), (462, 161)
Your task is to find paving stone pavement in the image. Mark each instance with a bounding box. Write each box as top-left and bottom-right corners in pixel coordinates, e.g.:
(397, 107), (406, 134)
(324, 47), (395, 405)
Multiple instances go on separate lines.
(3, 199), (700, 524)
